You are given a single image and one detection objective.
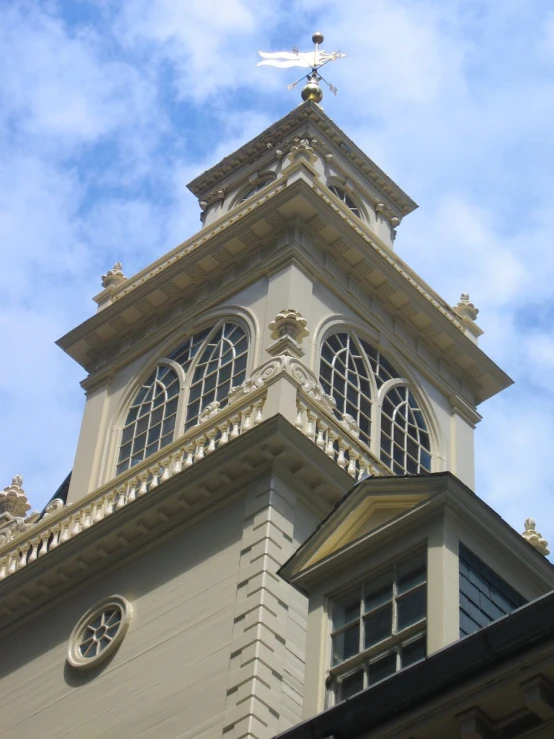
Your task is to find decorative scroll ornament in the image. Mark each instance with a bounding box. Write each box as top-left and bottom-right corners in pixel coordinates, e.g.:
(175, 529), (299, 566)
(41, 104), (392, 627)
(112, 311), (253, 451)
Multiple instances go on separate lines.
(43, 498), (66, 518)
(258, 32), (345, 103)
(199, 400), (221, 423)
(340, 413), (360, 438)
(453, 293), (479, 321)
(101, 262), (126, 289)
(522, 518), (550, 556)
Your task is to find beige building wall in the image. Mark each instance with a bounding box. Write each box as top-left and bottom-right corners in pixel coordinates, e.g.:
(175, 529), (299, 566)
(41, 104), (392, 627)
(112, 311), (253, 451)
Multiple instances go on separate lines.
(0, 472), (322, 739)
(68, 261), (468, 504)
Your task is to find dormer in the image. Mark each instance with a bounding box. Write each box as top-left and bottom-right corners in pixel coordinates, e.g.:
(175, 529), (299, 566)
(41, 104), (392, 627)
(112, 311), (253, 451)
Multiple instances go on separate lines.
(279, 472), (554, 719)
(187, 100), (417, 249)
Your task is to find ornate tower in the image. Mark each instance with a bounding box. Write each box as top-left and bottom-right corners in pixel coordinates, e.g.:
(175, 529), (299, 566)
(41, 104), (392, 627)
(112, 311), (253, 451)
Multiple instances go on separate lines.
(0, 99), (534, 739)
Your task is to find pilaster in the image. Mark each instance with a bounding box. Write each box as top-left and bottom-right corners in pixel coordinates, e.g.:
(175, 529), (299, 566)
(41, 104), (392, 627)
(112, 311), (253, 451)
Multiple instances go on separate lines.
(222, 479), (316, 739)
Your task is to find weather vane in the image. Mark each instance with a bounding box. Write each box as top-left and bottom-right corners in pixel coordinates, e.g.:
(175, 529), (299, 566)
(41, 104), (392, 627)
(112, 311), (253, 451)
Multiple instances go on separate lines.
(258, 32), (345, 104)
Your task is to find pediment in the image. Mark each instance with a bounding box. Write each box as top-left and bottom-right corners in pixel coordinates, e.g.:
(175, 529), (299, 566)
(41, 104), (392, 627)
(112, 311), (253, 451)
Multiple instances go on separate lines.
(279, 474), (460, 583)
(301, 491), (430, 572)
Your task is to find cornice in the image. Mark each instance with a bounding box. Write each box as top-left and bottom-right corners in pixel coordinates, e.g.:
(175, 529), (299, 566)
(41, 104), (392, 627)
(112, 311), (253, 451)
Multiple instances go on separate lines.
(282, 473), (554, 591)
(58, 176), (510, 404)
(0, 417), (351, 634)
(186, 101), (417, 215)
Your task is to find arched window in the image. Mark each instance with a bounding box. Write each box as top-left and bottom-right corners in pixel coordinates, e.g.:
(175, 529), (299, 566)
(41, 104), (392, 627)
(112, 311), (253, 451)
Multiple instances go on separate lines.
(328, 185), (361, 218)
(117, 365), (180, 475)
(239, 179), (273, 204)
(117, 321), (249, 476)
(380, 385), (431, 475)
(319, 331), (431, 475)
(319, 333), (372, 446)
(185, 323), (248, 429)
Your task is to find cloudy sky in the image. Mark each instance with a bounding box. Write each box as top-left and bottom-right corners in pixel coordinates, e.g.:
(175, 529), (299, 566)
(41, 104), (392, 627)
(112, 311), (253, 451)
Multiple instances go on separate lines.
(1, 1), (553, 551)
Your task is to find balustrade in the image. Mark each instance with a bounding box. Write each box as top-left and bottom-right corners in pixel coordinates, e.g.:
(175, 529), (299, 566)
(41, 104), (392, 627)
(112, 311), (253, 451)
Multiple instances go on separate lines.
(0, 389), (267, 582)
(295, 394), (382, 481)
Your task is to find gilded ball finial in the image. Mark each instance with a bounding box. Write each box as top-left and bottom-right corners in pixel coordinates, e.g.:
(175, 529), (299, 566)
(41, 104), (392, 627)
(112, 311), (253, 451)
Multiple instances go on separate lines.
(312, 31), (324, 45)
(301, 74), (323, 103)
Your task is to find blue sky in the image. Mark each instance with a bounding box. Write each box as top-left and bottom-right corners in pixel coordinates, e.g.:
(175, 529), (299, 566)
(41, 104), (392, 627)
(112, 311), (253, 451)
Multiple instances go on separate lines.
(1, 1), (553, 551)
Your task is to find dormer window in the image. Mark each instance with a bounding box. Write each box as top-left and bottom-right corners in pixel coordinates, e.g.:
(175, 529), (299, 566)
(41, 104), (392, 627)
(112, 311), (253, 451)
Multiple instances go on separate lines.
(117, 322), (248, 476)
(328, 185), (361, 218)
(239, 179), (273, 204)
(330, 553), (427, 701)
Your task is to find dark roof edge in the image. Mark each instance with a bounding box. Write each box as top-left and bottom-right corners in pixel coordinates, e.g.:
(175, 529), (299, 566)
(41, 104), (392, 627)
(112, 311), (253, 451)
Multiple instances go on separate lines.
(39, 471), (72, 519)
(275, 589), (554, 739)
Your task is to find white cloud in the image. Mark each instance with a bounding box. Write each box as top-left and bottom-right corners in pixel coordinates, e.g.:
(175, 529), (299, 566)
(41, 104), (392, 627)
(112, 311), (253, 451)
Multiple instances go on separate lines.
(1, 0), (554, 558)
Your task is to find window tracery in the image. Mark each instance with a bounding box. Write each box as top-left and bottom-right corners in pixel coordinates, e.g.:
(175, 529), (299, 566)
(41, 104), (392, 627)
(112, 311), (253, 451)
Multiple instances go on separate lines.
(319, 331), (431, 475)
(117, 322), (249, 475)
(239, 179), (273, 203)
(328, 185), (361, 218)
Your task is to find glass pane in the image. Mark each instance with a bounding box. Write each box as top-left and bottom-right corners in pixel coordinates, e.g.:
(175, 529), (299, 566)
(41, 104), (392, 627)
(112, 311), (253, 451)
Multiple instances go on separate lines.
(397, 587), (426, 631)
(119, 441), (132, 461)
(166, 398), (178, 416)
(363, 604), (392, 648)
(147, 425), (161, 444)
(121, 425), (134, 444)
(339, 669), (364, 700)
(401, 635), (426, 667)
(334, 596), (360, 628)
(397, 564), (426, 595)
(364, 584), (392, 613)
(133, 432), (147, 452)
(136, 415), (148, 434)
(332, 623), (360, 665)
(151, 407), (163, 425)
(368, 651), (397, 686)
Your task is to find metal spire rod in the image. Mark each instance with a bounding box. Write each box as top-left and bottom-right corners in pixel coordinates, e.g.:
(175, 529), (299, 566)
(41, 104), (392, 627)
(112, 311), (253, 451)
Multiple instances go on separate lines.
(258, 32), (345, 104)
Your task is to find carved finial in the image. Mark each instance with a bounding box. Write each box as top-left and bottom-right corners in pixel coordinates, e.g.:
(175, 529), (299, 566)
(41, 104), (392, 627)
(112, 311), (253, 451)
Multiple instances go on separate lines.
(101, 262), (126, 289)
(288, 137), (318, 166)
(0, 475), (31, 517)
(269, 309), (309, 342)
(453, 293), (479, 321)
(522, 518), (550, 556)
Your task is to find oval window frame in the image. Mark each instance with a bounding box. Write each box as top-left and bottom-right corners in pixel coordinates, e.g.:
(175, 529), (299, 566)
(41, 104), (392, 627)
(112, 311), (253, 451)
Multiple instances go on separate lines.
(67, 595), (132, 670)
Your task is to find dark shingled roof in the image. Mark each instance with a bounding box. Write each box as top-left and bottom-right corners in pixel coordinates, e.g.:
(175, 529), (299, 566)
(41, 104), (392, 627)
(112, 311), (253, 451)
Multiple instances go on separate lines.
(39, 471), (71, 519)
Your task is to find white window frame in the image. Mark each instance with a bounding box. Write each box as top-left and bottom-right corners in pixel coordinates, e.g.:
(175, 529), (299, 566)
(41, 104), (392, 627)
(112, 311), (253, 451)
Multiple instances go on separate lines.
(327, 184), (363, 219)
(115, 319), (250, 476)
(319, 330), (432, 474)
(328, 553), (427, 704)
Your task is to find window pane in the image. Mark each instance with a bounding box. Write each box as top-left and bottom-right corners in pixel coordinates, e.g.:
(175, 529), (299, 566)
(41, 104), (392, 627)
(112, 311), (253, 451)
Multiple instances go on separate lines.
(364, 604), (392, 648)
(397, 587), (426, 631)
(332, 623), (360, 665)
(368, 651), (396, 686)
(364, 584), (392, 612)
(185, 323), (249, 428)
(339, 669), (364, 700)
(401, 635), (426, 667)
(334, 597), (360, 628)
(397, 564), (426, 595)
